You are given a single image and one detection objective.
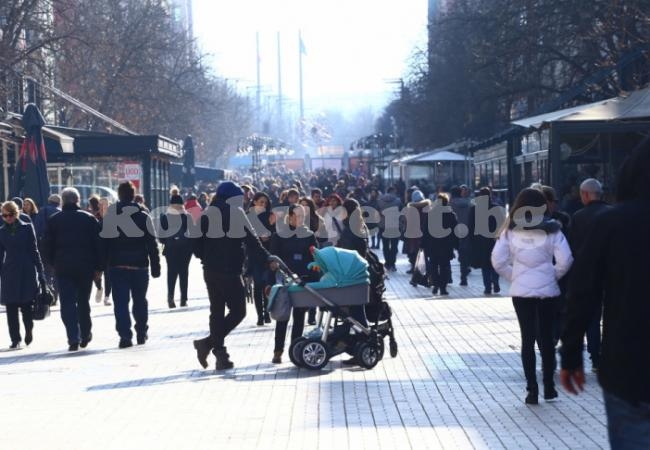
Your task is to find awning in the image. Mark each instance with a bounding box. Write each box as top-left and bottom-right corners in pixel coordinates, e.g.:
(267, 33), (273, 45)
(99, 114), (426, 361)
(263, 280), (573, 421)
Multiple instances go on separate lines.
(398, 146), (471, 165)
(512, 87), (650, 129)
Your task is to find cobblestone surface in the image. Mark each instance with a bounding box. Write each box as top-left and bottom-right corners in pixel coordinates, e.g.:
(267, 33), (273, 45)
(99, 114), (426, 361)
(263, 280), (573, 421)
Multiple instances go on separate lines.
(0, 255), (608, 449)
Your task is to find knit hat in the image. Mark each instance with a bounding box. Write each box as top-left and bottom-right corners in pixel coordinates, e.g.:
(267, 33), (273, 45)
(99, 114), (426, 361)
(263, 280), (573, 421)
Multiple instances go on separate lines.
(216, 181), (244, 200)
(411, 190), (425, 203)
(170, 194), (184, 205)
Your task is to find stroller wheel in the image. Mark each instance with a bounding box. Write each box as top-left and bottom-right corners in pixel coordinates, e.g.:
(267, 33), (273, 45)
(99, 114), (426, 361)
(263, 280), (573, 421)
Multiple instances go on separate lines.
(377, 338), (385, 361)
(299, 338), (330, 370)
(356, 342), (380, 369)
(389, 339), (398, 358)
(289, 337), (308, 368)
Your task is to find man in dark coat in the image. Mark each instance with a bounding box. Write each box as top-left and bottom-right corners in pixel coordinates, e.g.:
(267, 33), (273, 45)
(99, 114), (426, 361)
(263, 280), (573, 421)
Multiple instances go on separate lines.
(561, 147), (650, 449)
(101, 181), (161, 349)
(468, 187), (505, 294)
(192, 181), (271, 371)
(44, 188), (103, 351)
(0, 200), (45, 348)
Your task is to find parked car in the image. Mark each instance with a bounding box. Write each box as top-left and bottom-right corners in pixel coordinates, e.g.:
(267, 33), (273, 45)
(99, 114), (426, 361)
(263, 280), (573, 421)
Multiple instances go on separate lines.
(49, 185), (119, 206)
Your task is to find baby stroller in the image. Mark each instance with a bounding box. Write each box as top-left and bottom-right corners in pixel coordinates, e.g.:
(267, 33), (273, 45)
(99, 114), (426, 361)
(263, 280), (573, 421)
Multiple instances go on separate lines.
(268, 246), (398, 371)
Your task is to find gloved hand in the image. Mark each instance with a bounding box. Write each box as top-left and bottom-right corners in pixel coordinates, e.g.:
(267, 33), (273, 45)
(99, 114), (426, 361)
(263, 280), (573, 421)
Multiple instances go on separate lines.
(151, 264), (161, 278)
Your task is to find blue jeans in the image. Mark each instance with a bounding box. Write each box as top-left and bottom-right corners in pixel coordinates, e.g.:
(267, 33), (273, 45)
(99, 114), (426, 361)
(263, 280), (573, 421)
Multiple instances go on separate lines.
(56, 275), (93, 344)
(110, 268), (149, 340)
(604, 391), (650, 449)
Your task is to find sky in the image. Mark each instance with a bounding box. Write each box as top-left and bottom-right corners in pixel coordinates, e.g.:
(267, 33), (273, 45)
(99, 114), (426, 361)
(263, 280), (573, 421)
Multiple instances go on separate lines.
(192, 0), (428, 119)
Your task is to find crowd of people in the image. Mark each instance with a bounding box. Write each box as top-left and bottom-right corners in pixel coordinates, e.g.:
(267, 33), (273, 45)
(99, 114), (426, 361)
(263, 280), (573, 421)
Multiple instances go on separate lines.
(0, 154), (648, 446)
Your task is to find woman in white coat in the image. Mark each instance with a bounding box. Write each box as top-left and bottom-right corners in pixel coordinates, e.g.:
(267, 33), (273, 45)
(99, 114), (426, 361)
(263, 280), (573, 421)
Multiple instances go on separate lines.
(491, 188), (573, 405)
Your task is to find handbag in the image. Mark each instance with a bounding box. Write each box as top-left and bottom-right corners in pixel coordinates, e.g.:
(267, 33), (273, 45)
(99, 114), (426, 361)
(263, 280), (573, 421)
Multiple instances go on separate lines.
(410, 249), (429, 287)
(269, 285), (292, 321)
(32, 284), (54, 320)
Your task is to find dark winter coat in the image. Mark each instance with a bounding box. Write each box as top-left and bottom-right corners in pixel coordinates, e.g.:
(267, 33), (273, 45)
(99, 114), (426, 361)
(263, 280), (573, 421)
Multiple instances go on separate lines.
(468, 202), (499, 269)
(159, 207), (193, 259)
(270, 225), (317, 278)
(0, 220), (45, 305)
(337, 219), (369, 257)
(421, 205), (458, 262)
(193, 199), (269, 275)
(562, 199), (650, 404)
(568, 200), (611, 256)
(44, 204), (104, 278)
(34, 203), (61, 240)
(102, 202), (160, 274)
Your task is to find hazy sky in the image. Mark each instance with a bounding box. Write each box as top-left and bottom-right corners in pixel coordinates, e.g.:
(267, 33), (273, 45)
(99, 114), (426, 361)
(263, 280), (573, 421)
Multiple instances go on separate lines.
(192, 0), (427, 118)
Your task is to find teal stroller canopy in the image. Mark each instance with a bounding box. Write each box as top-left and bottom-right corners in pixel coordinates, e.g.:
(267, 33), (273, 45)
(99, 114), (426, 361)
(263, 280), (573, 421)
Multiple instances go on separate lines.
(309, 246), (369, 289)
(269, 246), (370, 313)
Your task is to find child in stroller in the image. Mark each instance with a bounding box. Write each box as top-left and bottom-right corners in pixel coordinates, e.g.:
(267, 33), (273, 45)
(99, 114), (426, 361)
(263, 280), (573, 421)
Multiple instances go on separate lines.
(268, 246), (398, 370)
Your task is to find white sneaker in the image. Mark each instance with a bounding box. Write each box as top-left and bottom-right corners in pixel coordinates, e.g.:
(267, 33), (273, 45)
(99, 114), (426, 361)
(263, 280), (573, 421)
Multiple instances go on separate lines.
(95, 288), (103, 303)
(104, 297), (112, 306)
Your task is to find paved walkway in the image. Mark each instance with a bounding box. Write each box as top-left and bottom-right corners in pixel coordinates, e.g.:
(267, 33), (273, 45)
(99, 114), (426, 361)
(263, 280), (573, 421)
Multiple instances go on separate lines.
(0, 256), (608, 449)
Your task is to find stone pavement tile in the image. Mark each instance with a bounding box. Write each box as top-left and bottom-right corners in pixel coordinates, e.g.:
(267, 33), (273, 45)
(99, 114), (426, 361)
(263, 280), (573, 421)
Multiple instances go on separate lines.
(0, 256), (609, 450)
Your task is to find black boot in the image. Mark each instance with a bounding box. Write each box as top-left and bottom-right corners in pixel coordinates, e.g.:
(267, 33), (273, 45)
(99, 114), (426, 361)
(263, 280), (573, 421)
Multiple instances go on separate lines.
(25, 325), (33, 346)
(180, 299), (188, 307)
(525, 384), (539, 405)
(168, 298), (176, 309)
(544, 383), (558, 400)
(215, 347), (234, 371)
(193, 338), (211, 369)
(439, 285), (449, 296)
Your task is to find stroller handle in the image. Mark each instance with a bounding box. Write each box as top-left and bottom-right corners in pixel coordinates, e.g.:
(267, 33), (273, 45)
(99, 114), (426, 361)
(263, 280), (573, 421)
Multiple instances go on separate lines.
(268, 255), (303, 285)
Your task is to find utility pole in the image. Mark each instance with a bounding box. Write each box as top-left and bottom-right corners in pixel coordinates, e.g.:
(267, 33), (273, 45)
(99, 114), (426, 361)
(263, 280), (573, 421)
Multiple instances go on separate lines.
(256, 31), (261, 132)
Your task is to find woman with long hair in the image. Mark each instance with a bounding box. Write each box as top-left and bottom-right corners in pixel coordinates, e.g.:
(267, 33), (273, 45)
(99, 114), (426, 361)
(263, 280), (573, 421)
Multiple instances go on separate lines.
(0, 201), (46, 348)
(491, 188), (573, 405)
(22, 198), (39, 221)
(249, 192), (276, 325)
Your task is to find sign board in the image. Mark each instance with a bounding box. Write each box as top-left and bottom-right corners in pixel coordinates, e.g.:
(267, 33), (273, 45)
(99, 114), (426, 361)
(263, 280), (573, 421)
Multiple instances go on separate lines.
(118, 161), (142, 190)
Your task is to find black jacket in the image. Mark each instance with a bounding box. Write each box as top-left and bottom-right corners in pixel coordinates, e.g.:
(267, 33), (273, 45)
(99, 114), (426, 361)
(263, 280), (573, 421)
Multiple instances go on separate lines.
(44, 204), (103, 277)
(561, 199), (650, 404)
(337, 219), (369, 257)
(270, 226), (316, 278)
(158, 208), (193, 258)
(193, 200), (269, 275)
(102, 202), (160, 274)
(421, 205), (458, 262)
(568, 200), (611, 255)
(468, 202), (499, 269)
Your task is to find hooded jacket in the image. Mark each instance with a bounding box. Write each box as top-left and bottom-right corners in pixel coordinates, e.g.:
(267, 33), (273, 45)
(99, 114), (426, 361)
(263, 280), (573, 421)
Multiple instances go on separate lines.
(491, 218), (573, 298)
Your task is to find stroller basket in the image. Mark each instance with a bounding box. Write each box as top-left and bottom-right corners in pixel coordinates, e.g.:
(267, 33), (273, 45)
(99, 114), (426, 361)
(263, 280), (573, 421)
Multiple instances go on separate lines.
(290, 283), (369, 308)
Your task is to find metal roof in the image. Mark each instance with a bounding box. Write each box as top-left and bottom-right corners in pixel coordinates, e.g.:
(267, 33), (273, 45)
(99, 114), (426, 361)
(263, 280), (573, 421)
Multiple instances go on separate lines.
(400, 148), (471, 164)
(512, 87), (650, 129)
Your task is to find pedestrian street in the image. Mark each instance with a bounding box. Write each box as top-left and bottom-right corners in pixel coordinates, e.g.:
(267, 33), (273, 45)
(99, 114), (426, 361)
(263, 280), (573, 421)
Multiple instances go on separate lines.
(0, 257), (608, 450)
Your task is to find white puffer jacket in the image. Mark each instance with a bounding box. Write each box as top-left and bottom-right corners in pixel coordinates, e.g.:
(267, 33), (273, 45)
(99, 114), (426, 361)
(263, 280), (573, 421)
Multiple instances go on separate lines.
(491, 220), (573, 298)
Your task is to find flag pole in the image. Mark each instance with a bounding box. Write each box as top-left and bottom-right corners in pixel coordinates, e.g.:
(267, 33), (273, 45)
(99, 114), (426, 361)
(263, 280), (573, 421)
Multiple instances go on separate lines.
(256, 31), (261, 133)
(276, 31), (283, 124)
(298, 29), (304, 121)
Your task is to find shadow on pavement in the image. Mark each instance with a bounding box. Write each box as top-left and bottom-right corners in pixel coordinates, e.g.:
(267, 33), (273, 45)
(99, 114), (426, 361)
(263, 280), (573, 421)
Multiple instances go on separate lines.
(0, 348), (109, 365)
(85, 365), (331, 391)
